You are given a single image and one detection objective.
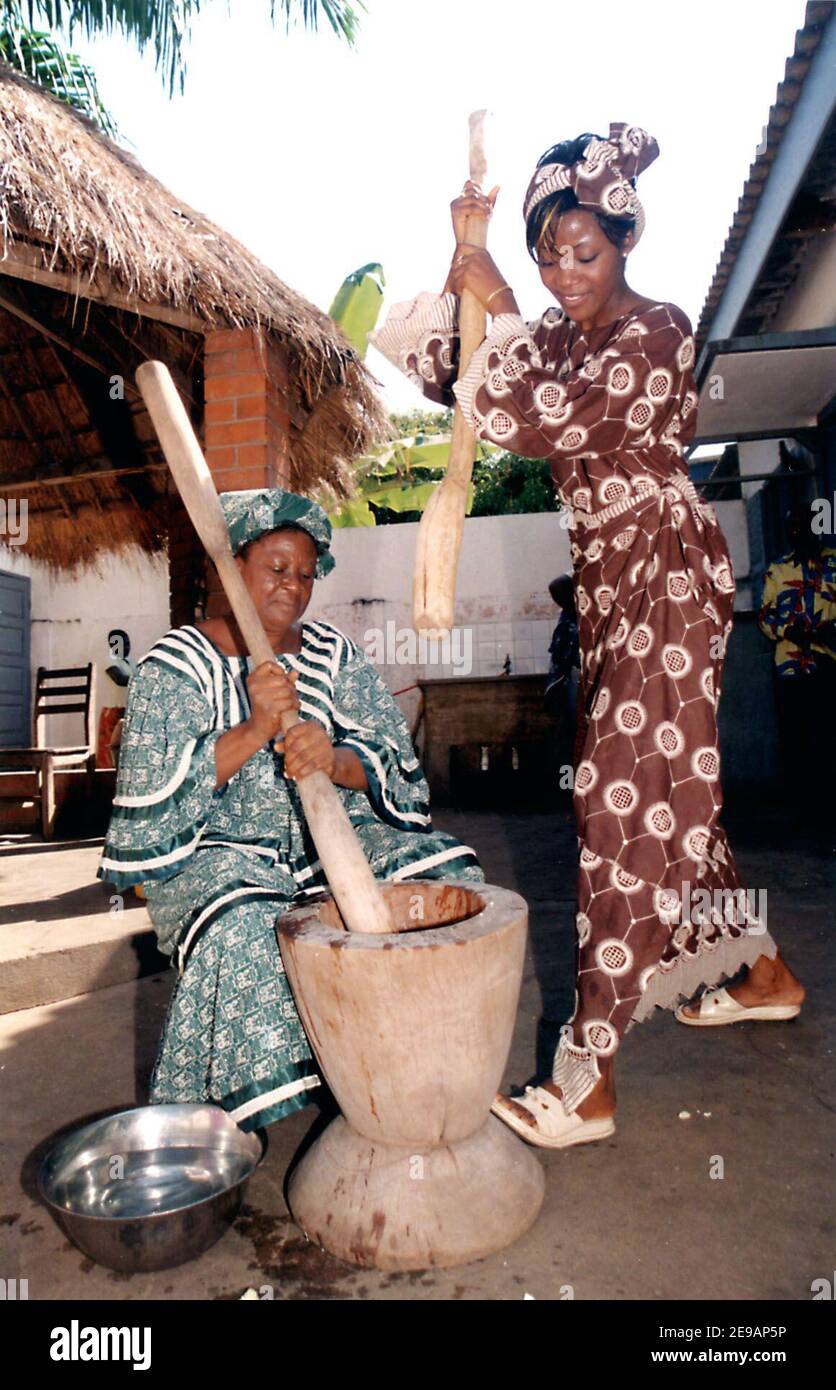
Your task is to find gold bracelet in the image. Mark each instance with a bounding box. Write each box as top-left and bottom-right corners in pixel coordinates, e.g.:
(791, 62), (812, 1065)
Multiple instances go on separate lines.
(486, 284), (513, 309)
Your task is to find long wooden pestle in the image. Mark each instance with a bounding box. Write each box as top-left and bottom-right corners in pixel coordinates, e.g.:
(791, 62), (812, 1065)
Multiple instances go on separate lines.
(136, 361), (396, 935)
(413, 109), (489, 635)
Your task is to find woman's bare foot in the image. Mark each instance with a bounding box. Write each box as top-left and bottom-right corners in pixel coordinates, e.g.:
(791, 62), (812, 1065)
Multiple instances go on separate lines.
(678, 951), (805, 1021)
(499, 1060), (616, 1128)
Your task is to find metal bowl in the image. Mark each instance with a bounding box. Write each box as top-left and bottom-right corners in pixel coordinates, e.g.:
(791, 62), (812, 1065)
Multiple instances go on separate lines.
(38, 1104), (265, 1272)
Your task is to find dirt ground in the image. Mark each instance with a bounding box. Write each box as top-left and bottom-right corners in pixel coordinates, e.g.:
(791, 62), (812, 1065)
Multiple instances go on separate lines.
(0, 798), (832, 1301)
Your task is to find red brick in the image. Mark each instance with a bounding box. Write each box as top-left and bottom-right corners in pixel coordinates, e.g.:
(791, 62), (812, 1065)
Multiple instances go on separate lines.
(204, 445), (237, 470)
(235, 444), (270, 474)
(207, 419), (268, 448)
(205, 399), (236, 425)
(235, 398), (267, 422)
(205, 372), (267, 402)
(230, 348), (267, 374)
(204, 327), (259, 354)
(203, 350), (240, 374)
(210, 463), (269, 490)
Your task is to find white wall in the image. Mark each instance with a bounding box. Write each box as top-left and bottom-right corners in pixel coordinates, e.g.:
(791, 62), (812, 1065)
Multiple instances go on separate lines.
(307, 511), (572, 727)
(2, 499), (754, 745)
(770, 231), (836, 333)
(1, 546), (169, 746)
(738, 439), (782, 500)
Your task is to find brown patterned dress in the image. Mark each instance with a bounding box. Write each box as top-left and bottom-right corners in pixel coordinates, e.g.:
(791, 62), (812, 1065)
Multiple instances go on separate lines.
(371, 294), (778, 1111)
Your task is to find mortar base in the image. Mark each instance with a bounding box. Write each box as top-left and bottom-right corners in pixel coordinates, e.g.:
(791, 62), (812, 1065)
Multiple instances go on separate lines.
(287, 1114), (545, 1271)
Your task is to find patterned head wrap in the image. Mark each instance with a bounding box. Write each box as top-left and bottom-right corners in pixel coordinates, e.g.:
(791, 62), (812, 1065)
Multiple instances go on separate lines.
(523, 123), (659, 247)
(220, 488), (336, 578)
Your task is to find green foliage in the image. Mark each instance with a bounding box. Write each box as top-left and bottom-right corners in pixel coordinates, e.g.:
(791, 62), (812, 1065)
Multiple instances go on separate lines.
(2, 1), (363, 133)
(470, 453), (557, 517)
(1, 3), (118, 133)
(271, 0), (363, 47)
(388, 407), (452, 438)
(330, 425), (459, 527)
(325, 266), (558, 527)
(328, 262), (384, 358)
(327, 402), (558, 527)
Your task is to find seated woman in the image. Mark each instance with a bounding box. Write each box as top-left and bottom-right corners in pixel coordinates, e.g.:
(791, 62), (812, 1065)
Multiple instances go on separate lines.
(99, 487), (483, 1132)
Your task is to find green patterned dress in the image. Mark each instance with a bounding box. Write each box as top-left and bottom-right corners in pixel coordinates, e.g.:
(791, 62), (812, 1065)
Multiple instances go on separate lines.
(99, 620), (483, 1130)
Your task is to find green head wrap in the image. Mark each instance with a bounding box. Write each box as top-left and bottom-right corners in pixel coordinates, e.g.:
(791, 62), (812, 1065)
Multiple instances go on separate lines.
(219, 488), (335, 578)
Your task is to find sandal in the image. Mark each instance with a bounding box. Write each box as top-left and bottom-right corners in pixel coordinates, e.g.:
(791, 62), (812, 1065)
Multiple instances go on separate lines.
(491, 1085), (615, 1150)
(675, 986), (801, 1027)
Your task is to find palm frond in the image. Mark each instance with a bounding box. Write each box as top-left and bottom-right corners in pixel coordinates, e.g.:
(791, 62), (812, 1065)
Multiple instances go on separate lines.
(271, 0), (364, 45)
(0, 15), (118, 134)
(2, 2), (364, 100)
(9, 1), (197, 96)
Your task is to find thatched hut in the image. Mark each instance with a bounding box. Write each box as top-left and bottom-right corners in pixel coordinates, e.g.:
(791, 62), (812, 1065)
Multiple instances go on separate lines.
(0, 63), (385, 619)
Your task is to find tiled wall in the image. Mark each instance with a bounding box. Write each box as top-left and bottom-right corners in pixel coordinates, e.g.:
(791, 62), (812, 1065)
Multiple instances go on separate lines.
(347, 614), (556, 683)
(306, 511), (572, 722)
(469, 617), (554, 678)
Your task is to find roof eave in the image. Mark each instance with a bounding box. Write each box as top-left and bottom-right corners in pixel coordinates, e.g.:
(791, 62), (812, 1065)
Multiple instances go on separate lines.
(696, 4), (836, 381)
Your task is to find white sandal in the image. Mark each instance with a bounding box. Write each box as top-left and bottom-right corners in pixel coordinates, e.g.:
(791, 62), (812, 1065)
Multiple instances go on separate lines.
(675, 986), (801, 1027)
(491, 1085), (615, 1150)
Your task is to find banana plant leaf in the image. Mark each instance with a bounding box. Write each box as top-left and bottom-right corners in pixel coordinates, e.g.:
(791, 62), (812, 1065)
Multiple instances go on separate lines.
(328, 262), (385, 359)
(368, 435), (452, 475)
(325, 264), (493, 526)
(331, 497), (377, 528)
(330, 479), (473, 527)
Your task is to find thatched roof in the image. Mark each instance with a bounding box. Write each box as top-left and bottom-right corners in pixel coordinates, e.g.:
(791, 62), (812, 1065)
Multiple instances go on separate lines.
(0, 63), (386, 570)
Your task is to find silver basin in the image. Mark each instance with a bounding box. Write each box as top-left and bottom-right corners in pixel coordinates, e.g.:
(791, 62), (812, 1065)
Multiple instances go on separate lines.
(39, 1104), (265, 1272)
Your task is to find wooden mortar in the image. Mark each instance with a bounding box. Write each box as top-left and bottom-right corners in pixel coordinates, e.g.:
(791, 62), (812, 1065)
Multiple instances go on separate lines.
(278, 880), (544, 1270)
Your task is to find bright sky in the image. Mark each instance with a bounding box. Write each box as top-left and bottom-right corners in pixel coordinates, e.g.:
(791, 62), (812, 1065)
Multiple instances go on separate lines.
(74, 0), (808, 412)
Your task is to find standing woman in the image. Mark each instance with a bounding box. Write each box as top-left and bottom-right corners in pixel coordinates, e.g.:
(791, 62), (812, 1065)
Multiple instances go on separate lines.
(371, 125), (803, 1148)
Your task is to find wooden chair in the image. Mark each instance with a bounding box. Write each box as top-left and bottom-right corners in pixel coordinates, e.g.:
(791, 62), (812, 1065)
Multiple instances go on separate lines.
(0, 664), (97, 838)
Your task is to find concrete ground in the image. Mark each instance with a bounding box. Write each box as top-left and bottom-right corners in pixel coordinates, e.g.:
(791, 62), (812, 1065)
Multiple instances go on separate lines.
(0, 836), (161, 1014)
(0, 799), (833, 1301)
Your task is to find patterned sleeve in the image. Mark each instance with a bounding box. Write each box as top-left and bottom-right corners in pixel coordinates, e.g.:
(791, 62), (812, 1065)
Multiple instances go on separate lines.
(330, 644), (431, 833)
(452, 305), (698, 477)
(368, 292), (461, 406)
(98, 657), (224, 889)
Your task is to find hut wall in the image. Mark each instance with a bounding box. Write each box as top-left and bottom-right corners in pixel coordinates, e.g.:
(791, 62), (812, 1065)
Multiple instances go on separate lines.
(0, 546), (169, 746)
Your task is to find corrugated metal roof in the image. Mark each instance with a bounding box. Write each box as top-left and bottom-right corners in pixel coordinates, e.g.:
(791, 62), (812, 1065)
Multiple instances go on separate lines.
(696, 1), (835, 347)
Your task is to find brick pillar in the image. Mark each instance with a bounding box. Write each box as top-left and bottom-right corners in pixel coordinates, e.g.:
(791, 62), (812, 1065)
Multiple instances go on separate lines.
(203, 327), (291, 491)
(191, 327), (293, 621)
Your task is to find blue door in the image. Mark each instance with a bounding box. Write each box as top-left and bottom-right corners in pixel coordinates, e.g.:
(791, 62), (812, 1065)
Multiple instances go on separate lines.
(0, 569), (31, 747)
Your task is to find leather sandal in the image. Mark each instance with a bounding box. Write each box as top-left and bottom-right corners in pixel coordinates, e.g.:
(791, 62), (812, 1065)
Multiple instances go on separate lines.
(491, 1085), (615, 1150)
(675, 986), (801, 1026)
